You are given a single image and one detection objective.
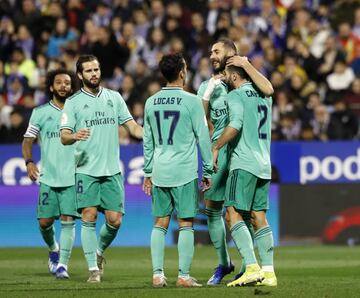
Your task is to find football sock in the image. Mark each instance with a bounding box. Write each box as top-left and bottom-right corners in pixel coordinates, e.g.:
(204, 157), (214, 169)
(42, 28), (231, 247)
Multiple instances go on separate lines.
(255, 225), (274, 269)
(81, 220), (98, 270)
(239, 212), (255, 273)
(151, 226), (167, 274)
(205, 207), (230, 267)
(230, 221), (257, 266)
(59, 221), (75, 266)
(39, 224), (58, 251)
(98, 222), (119, 254)
(178, 227), (194, 278)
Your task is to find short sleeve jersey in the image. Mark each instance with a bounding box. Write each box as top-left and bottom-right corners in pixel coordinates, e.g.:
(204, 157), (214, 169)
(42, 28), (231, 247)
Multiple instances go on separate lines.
(143, 87), (213, 187)
(197, 80), (229, 142)
(227, 82), (272, 179)
(24, 101), (75, 187)
(60, 87), (133, 177)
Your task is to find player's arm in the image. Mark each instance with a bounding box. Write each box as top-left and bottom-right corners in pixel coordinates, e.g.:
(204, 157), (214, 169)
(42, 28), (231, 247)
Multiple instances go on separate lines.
(190, 98), (213, 191)
(60, 128), (90, 145)
(22, 110), (40, 181)
(122, 119), (143, 139)
(213, 92), (243, 170)
(142, 109), (153, 195)
(226, 56), (274, 97)
(22, 137), (39, 181)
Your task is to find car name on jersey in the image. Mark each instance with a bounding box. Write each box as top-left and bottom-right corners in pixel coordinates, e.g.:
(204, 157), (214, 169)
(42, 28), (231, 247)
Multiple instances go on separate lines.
(84, 111), (116, 128)
(153, 97), (182, 105)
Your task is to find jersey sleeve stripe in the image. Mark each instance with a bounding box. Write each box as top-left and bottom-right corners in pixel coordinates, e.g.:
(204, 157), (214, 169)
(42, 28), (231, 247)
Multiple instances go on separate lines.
(119, 116), (133, 125)
(60, 126), (74, 132)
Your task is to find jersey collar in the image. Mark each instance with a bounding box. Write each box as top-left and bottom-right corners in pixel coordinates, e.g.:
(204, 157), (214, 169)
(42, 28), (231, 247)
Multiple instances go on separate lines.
(49, 101), (62, 111)
(81, 87), (103, 98)
(162, 87), (183, 90)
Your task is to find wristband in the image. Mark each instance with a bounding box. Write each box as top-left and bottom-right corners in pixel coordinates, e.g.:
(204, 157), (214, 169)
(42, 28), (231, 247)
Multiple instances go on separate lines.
(25, 159), (34, 166)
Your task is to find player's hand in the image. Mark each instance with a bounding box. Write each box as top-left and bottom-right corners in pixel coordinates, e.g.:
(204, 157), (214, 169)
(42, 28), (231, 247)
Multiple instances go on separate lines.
(73, 128), (90, 141)
(226, 56), (249, 68)
(26, 162), (39, 181)
(143, 177), (152, 196)
(203, 76), (223, 101)
(201, 177), (212, 192)
(212, 147), (219, 173)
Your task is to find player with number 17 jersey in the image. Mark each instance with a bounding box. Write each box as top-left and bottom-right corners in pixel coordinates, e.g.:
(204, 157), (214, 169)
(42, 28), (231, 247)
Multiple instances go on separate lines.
(143, 87), (213, 186)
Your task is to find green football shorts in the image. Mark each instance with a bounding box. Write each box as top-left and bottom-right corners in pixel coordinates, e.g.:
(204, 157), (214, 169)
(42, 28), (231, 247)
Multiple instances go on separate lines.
(204, 144), (229, 201)
(225, 169), (270, 211)
(152, 179), (199, 219)
(37, 183), (79, 219)
(75, 173), (125, 214)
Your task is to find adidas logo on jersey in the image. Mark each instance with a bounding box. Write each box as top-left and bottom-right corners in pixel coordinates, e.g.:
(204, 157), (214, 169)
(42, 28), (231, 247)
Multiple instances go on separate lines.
(107, 100), (113, 108)
(84, 104), (89, 109)
(46, 116), (53, 122)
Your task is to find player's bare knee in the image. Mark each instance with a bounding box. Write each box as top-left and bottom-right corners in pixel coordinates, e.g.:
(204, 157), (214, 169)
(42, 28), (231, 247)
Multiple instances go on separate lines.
(178, 218), (193, 228)
(107, 216), (122, 228)
(154, 216), (170, 229)
(251, 211), (268, 230)
(82, 209), (97, 222)
(39, 218), (54, 229)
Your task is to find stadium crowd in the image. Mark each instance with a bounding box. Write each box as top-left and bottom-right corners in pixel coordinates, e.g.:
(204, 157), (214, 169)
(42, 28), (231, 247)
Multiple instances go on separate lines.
(0, 0), (359, 143)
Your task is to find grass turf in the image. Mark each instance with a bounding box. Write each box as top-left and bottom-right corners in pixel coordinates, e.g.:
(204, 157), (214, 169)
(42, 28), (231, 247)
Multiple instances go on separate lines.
(0, 246), (360, 297)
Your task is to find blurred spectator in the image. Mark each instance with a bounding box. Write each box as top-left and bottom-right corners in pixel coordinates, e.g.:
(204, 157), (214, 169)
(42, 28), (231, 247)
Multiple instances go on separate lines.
(4, 74), (28, 106)
(14, 0), (41, 39)
(47, 18), (78, 59)
(150, 0), (165, 28)
(272, 90), (295, 129)
(142, 27), (168, 70)
(131, 58), (151, 91)
(302, 92), (322, 123)
(92, 2), (112, 27)
(15, 25), (34, 59)
(133, 7), (151, 40)
(66, 0), (87, 32)
(337, 21), (360, 64)
(279, 112), (301, 140)
(353, 7), (360, 38)
(0, 94), (13, 129)
(300, 123), (318, 141)
(327, 98), (359, 140)
(326, 59), (355, 103)
(92, 26), (130, 79)
(119, 74), (140, 107)
(0, 17), (16, 62)
(192, 57), (212, 91)
(4, 47), (36, 85)
(311, 104), (330, 141)
(0, 109), (27, 143)
(343, 77), (360, 118)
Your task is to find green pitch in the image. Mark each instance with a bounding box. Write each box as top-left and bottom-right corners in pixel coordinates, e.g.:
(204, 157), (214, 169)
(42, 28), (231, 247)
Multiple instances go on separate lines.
(1, 246), (360, 298)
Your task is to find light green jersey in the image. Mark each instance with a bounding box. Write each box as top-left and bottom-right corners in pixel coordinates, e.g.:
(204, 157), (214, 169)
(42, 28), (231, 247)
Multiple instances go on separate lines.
(197, 80), (228, 141)
(143, 87), (213, 187)
(24, 101), (75, 187)
(227, 82), (272, 179)
(60, 87), (133, 177)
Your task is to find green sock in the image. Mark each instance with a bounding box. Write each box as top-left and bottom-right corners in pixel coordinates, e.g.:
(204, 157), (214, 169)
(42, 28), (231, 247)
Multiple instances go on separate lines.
(254, 226), (274, 267)
(81, 221), (98, 270)
(178, 227), (194, 278)
(151, 226), (167, 274)
(239, 212), (255, 273)
(230, 221), (257, 266)
(205, 207), (230, 266)
(59, 221), (75, 266)
(39, 224), (58, 251)
(98, 223), (119, 254)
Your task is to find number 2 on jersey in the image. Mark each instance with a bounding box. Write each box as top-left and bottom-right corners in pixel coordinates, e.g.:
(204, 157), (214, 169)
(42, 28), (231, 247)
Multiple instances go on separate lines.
(154, 110), (180, 145)
(258, 105), (268, 139)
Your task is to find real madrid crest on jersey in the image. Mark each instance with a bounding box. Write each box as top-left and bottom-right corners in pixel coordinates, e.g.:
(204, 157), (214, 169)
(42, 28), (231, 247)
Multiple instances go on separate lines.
(107, 99), (114, 108)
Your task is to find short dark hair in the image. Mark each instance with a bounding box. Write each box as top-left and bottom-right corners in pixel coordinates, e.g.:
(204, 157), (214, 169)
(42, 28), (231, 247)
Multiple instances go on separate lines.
(159, 53), (185, 83)
(226, 64), (250, 81)
(45, 69), (77, 99)
(76, 55), (99, 74)
(216, 38), (238, 55)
